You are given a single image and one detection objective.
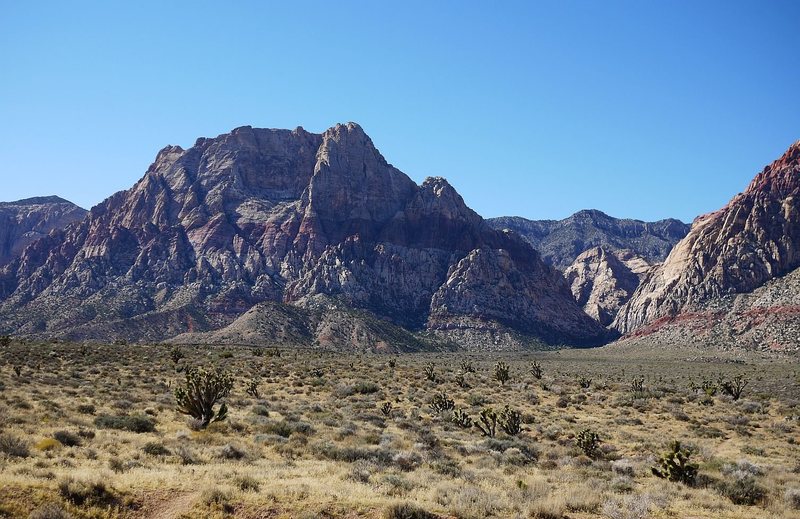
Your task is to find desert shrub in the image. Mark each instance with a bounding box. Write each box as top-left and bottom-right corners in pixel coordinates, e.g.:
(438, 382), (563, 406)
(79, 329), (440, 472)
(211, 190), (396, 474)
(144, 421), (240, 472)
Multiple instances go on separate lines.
(169, 346), (184, 365)
(460, 359), (475, 373)
(0, 433), (30, 458)
(76, 403), (95, 415)
(218, 443), (247, 460)
(651, 441), (697, 485)
(382, 474), (414, 496)
(785, 488), (800, 510)
(384, 502), (437, 519)
(175, 445), (198, 465)
(0, 335), (10, 346)
(234, 475), (260, 492)
(380, 401), (394, 416)
(52, 430), (82, 447)
(251, 404), (270, 416)
(577, 376), (592, 389)
(717, 475), (766, 505)
(201, 486), (233, 512)
(530, 360), (543, 379)
(35, 438), (62, 451)
(576, 428), (601, 458)
(58, 476), (116, 506)
(339, 381), (380, 395)
(142, 442), (170, 456)
(174, 367), (233, 427)
(94, 414), (155, 433)
(28, 502), (73, 519)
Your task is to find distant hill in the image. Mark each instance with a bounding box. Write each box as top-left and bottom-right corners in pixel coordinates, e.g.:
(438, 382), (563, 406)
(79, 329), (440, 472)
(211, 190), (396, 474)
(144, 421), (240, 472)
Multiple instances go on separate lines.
(488, 211), (689, 270)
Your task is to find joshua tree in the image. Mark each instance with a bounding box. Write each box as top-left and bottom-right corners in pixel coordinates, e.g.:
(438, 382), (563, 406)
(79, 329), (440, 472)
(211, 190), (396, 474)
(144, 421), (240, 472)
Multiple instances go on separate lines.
(498, 405), (522, 436)
(429, 391), (455, 414)
(174, 367), (234, 428)
(652, 441), (698, 485)
(494, 362), (511, 385)
(424, 362), (437, 383)
(576, 428), (601, 458)
(475, 407), (498, 437)
(530, 361), (543, 379)
(245, 379), (260, 398)
(452, 409), (473, 428)
(719, 375), (748, 400)
(0, 335), (12, 347)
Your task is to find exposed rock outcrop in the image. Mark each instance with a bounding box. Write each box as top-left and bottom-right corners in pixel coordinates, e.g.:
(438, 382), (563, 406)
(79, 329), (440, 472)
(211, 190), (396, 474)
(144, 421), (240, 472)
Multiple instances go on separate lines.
(0, 123), (606, 349)
(564, 247), (651, 326)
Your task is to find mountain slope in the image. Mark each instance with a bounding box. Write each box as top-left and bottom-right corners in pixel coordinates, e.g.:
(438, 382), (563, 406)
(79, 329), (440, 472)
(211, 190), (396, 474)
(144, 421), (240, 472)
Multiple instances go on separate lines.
(0, 123), (605, 349)
(0, 196), (86, 267)
(613, 140), (800, 353)
(488, 211), (689, 269)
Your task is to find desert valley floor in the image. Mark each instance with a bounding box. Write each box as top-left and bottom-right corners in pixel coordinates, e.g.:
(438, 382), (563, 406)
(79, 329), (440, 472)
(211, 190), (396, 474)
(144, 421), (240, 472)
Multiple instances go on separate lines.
(0, 341), (797, 518)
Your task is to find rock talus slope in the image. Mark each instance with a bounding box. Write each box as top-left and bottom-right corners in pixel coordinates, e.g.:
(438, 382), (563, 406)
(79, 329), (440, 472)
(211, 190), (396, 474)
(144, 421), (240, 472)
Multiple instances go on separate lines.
(0, 123), (606, 349)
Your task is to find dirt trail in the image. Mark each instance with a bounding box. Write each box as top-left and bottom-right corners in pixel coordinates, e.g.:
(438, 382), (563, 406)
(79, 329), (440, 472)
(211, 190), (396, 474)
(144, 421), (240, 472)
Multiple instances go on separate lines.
(135, 491), (199, 519)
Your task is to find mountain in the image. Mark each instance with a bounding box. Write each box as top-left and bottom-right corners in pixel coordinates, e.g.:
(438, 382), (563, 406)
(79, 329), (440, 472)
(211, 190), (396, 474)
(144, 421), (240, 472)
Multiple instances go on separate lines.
(488, 211), (689, 270)
(613, 141), (800, 353)
(0, 123), (606, 350)
(563, 247), (651, 326)
(0, 196), (86, 267)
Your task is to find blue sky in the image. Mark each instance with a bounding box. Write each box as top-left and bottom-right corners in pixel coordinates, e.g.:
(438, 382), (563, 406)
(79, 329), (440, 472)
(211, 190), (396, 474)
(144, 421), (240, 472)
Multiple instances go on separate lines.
(1, 1), (798, 223)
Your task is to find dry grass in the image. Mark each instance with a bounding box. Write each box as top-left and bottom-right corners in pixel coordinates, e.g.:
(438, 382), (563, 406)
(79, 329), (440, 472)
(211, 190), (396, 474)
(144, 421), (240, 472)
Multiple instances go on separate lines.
(0, 341), (797, 518)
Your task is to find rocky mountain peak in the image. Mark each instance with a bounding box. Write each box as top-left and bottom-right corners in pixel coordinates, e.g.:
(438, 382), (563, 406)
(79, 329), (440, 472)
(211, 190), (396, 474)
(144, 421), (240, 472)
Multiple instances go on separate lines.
(614, 139), (800, 337)
(0, 123), (606, 349)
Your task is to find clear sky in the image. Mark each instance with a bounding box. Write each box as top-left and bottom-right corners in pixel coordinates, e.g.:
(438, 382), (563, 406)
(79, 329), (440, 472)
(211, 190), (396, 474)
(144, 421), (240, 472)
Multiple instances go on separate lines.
(1, 1), (798, 223)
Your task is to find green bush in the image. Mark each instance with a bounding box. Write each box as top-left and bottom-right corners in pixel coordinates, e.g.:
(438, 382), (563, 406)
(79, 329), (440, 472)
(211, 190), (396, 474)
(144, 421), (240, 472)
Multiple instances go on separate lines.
(94, 414), (156, 433)
(142, 442), (171, 456)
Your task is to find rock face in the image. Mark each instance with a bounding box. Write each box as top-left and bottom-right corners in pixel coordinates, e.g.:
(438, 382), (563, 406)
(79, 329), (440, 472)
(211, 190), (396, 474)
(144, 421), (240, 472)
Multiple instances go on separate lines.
(488, 211), (689, 270)
(613, 140), (800, 352)
(0, 123), (606, 349)
(564, 247), (651, 326)
(0, 196), (86, 267)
